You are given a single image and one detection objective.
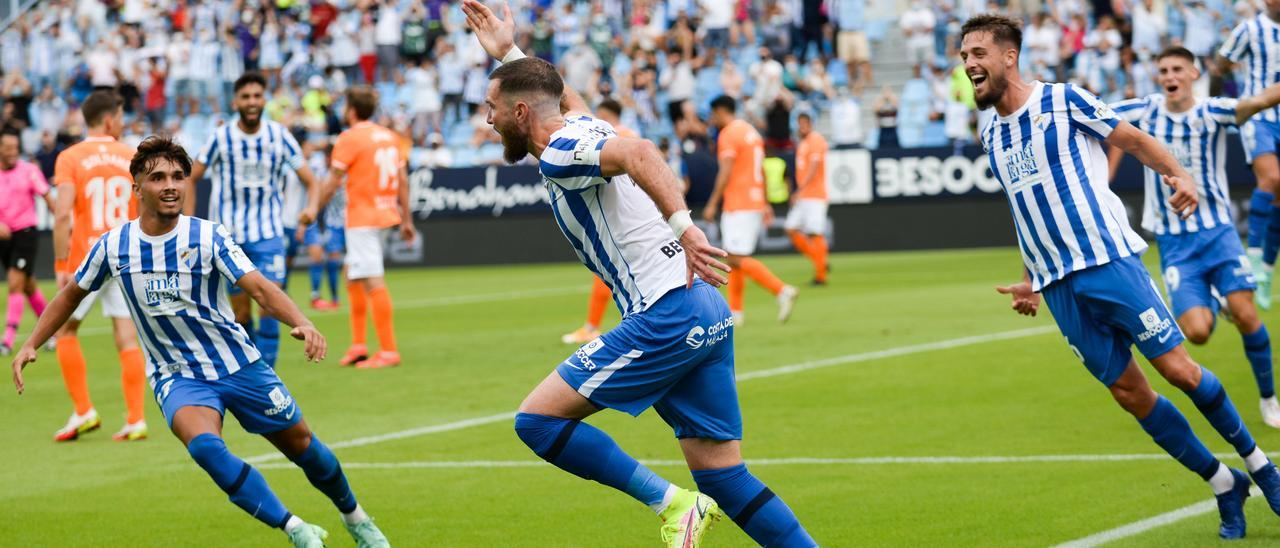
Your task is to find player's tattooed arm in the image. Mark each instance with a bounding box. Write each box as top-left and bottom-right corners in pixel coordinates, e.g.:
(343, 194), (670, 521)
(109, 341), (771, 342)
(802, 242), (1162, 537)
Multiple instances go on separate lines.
(183, 161), (208, 217)
(600, 138), (730, 287)
(1235, 83), (1280, 125)
(236, 271), (327, 362)
(996, 269), (1040, 317)
(1105, 121), (1197, 219)
(11, 283), (91, 394)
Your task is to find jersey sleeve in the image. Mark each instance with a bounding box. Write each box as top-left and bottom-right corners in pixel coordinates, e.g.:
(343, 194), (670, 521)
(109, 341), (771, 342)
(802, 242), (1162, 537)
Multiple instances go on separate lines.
(1110, 96), (1150, 124)
(1205, 97), (1240, 127)
(211, 223), (257, 282)
(28, 166), (50, 196)
(1220, 22), (1251, 63)
(280, 127), (306, 170)
(717, 128), (738, 160)
(196, 131), (221, 167)
(331, 131), (357, 171)
(1064, 84), (1120, 141)
(74, 235), (112, 291)
(53, 149), (76, 187)
(538, 133), (608, 190)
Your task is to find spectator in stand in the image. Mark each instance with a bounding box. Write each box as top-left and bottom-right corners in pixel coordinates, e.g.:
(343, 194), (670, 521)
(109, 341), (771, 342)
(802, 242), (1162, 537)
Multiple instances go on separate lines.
(803, 58), (836, 107)
(422, 132), (453, 169)
(2, 71), (33, 131)
(831, 0), (872, 88)
(402, 3), (430, 67)
(462, 60), (488, 117)
(144, 57), (166, 131)
(406, 60), (442, 144)
(259, 11), (284, 90)
(437, 38), (466, 128)
(1131, 0), (1169, 57)
(358, 11), (378, 85)
(901, 1), (937, 69)
(700, 0), (733, 51)
(660, 47), (697, 124)
(329, 13), (360, 88)
(721, 58), (745, 100)
(32, 131), (62, 182)
(552, 1), (583, 62)
(747, 47), (784, 120)
(1060, 13), (1087, 83)
(219, 28), (245, 113)
(1177, 0), (1221, 62)
(873, 85), (900, 150)
(86, 37), (120, 93)
(562, 37), (603, 100)
(189, 27), (220, 115)
(28, 86), (67, 139)
(829, 87), (864, 147)
(26, 18), (56, 94)
(1024, 12), (1060, 81)
(167, 28), (193, 117)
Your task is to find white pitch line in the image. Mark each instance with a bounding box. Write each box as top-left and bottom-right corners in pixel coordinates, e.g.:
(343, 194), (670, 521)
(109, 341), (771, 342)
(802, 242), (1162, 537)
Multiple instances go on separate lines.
(1052, 486), (1263, 548)
(245, 325), (1059, 463)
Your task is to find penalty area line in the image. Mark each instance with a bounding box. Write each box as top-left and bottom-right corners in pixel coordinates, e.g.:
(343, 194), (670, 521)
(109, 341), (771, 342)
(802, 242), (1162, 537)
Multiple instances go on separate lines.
(1052, 486), (1263, 548)
(246, 325), (1058, 463)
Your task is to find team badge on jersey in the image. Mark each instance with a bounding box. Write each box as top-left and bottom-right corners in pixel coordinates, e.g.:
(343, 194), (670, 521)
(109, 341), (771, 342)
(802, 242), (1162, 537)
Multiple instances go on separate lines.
(180, 247), (200, 269)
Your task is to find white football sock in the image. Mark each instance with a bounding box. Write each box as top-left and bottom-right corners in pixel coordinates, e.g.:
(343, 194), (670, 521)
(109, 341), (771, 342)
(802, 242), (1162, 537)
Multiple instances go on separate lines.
(650, 484), (679, 515)
(1210, 463), (1236, 495)
(342, 504), (370, 525)
(1245, 447), (1270, 473)
(283, 515), (305, 533)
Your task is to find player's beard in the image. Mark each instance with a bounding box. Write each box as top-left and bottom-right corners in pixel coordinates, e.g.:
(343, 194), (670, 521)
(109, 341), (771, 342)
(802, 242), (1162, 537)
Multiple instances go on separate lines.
(974, 71), (1008, 111)
(497, 121), (531, 164)
(238, 108), (262, 131)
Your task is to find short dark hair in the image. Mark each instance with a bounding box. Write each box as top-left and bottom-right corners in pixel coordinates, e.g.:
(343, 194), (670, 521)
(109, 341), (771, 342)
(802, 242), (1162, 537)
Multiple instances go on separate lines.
(1156, 46), (1197, 65)
(130, 135), (192, 181)
(797, 112), (812, 122)
(710, 95), (737, 114)
(234, 72), (268, 93)
(960, 14), (1023, 52)
(598, 98), (623, 117)
(81, 90), (124, 128)
(0, 126), (20, 151)
(488, 57), (564, 102)
(346, 86), (378, 121)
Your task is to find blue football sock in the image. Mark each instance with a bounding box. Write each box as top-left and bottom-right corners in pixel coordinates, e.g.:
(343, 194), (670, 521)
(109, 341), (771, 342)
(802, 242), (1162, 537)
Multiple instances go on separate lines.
(256, 316), (280, 368)
(514, 413), (671, 508)
(1250, 190), (1273, 249)
(309, 263), (324, 299)
(188, 433), (292, 529)
(326, 259), (342, 303)
(1138, 396), (1221, 480)
(1266, 204), (1280, 265)
(1187, 367), (1258, 457)
(1244, 326), (1276, 399)
(692, 463), (817, 547)
(289, 434), (358, 514)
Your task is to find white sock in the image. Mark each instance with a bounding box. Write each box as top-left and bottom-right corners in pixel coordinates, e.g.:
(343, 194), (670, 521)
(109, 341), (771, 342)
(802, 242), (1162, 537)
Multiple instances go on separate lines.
(283, 515), (305, 534)
(342, 504), (370, 525)
(649, 484), (679, 515)
(1209, 463), (1236, 495)
(1245, 447), (1271, 473)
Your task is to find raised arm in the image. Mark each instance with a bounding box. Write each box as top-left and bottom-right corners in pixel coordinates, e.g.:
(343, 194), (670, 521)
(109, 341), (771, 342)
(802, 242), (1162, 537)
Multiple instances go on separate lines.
(11, 283), (91, 394)
(461, 0), (592, 117)
(237, 270), (326, 362)
(1105, 121), (1197, 218)
(599, 137), (729, 287)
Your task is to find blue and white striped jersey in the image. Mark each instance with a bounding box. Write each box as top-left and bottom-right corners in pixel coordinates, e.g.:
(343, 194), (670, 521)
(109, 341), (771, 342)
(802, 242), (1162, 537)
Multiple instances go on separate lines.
(1221, 14), (1280, 123)
(540, 115), (688, 317)
(1112, 94), (1237, 236)
(196, 120), (305, 244)
(980, 82), (1148, 291)
(75, 216), (262, 383)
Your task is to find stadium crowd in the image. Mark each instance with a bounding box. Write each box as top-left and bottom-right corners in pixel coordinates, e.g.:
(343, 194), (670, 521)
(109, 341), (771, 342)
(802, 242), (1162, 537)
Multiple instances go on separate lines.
(0, 0), (1266, 172)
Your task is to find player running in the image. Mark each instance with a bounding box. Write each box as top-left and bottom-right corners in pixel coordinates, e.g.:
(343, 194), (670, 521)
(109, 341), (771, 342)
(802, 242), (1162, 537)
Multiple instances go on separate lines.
(0, 129), (55, 357)
(186, 72), (321, 368)
(49, 91), (149, 442)
(1108, 46), (1280, 428)
(11, 136), (389, 548)
(964, 15), (1280, 539)
(561, 99), (634, 345)
(313, 86), (416, 369)
(1219, 1), (1280, 309)
(784, 113), (830, 286)
(704, 95), (798, 325)
(463, 2), (817, 546)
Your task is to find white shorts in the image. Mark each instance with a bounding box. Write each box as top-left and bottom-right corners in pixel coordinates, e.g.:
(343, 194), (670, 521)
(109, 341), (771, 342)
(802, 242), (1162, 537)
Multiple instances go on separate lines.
(71, 278), (130, 322)
(344, 227), (386, 280)
(720, 210), (764, 256)
(784, 199), (829, 235)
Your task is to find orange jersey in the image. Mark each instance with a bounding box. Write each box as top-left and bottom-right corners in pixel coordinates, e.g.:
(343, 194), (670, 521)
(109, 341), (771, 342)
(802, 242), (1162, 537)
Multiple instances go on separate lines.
(716, 119), (766, 212)
(332, 121), (408, 229)
(53, 136), (138, 272)
(794, 131), (829, 201)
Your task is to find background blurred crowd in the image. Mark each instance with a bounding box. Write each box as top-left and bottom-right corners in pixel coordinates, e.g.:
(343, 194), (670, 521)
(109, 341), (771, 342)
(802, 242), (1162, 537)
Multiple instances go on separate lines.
(0, 0), (1265, 177)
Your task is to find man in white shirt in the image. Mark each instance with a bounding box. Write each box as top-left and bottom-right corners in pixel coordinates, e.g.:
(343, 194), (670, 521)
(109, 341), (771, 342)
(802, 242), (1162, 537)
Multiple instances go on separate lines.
(374, 0), (403, 82)
(900, 2), (937, 68)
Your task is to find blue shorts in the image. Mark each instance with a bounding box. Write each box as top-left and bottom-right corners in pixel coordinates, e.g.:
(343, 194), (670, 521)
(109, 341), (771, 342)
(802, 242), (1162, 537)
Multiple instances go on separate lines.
(304, 224), (345, 254)
(227, 238), (286, 295)
(556, 280), (743, 441)
(1243, 119), (1280, 164)
(284, 227), (303, 259)
(1042, 255), (1185, 387)
(1156, 224), (1256, 317)
(152, 361), (302, 434)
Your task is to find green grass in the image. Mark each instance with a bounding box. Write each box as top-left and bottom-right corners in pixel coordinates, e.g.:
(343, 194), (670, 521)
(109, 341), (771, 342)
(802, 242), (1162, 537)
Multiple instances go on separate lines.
(6, 247), (1280, 546)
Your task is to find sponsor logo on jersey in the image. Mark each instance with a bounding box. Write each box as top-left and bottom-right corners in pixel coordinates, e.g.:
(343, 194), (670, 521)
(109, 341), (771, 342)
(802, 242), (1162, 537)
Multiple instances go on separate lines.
(143, 273), (182, 308)
(1136, 307), (1174, 343)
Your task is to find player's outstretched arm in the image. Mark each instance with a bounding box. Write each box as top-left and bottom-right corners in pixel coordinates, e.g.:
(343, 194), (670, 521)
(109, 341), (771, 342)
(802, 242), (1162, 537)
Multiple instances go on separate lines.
(1105, 121), (1197, 218)
(996, 270), (1040, 317)
(461, 0), (592, 117)
(237, 270), (327, 362)
(183, 161), (208, 217)
(11, 283), (90, 394)
(600, 137), (730, 287)
(1235, 84), (1280, 125)
(313, 168), (344, 212)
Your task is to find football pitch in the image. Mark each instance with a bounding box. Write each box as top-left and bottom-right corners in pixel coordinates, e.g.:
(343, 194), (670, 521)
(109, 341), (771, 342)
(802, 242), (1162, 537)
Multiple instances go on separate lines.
(9, 247), (1280, 546)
